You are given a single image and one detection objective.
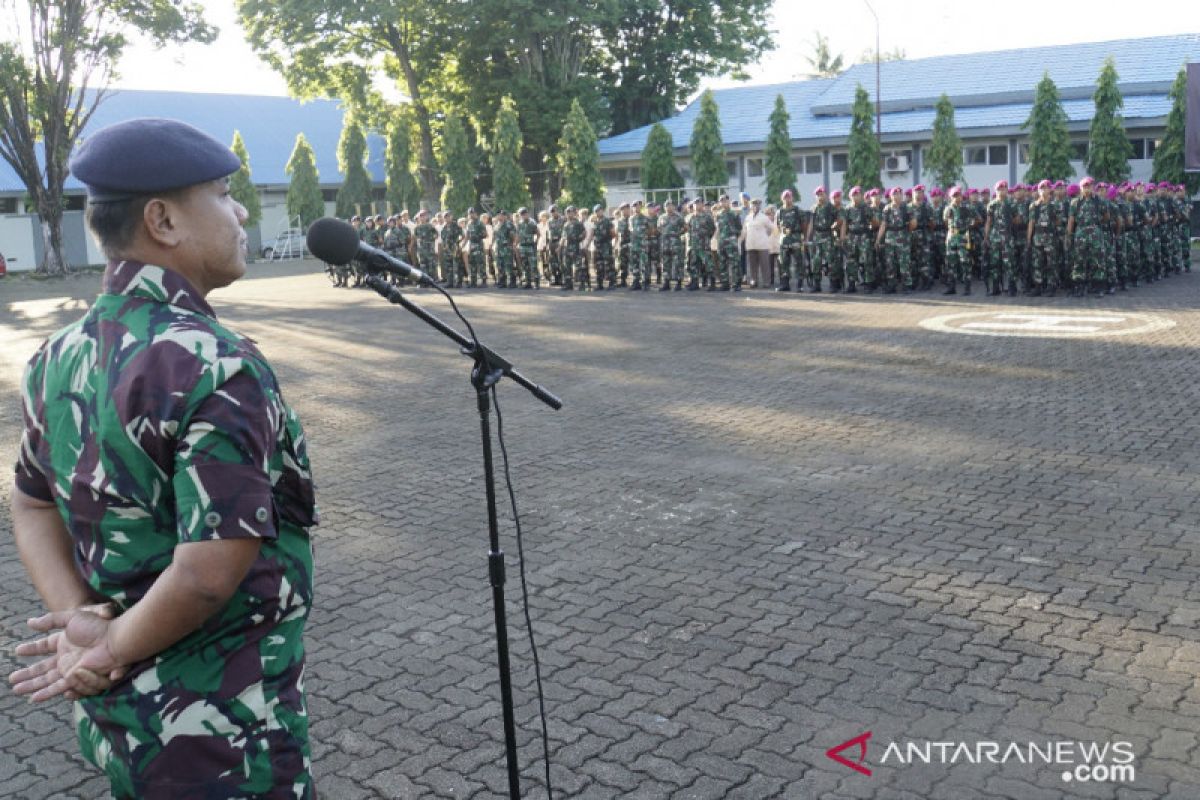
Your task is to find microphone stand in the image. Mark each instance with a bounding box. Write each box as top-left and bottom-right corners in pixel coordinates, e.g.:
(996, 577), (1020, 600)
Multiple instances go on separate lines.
(363, 274), (561, 799)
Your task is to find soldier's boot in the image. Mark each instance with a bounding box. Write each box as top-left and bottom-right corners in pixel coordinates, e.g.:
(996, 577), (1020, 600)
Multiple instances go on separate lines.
(659, 280), (671, 292)
(846, 281), (857, 294)
(687, 277), (700, 291)
(619, 277), (628, 287)
(630, 278), (642, 290)
(675, 281), (683, 291)
(775, 277), (791, 292)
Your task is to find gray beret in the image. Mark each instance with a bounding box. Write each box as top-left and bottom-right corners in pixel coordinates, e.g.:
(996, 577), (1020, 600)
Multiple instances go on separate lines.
(70, 117), (241, 203)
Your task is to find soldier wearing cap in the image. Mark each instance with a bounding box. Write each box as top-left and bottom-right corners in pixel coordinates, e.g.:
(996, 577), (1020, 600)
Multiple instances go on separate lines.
(645, 202), (663, 287)
(928, 188), (947, 283)
(658, 200), (685, 291)
(463, 207), (488, 288)
(875, 187), (914, 293)
(804, 186), (834, 292)
(685, 197), (717, 290)
(590, 204), (616, 290)
(909, 185), (935, 290)
(714, 194), (743, 290)
(627, 199), (650, 290)
(615, 202), (633, 287)
(9, 118), (317, 797)
(942, 186), (974, 295)
(1025, 179), (1060, 296)
(838, 186), (872, 293)
(492, 209), (518, 288)
(546, 205), (565, 286)
(412, 209), (439, 284)
(776, 189), (804, 292)
(514, 207), (539, 289)
(558, 206), (585, 290)
(1068, 177), (1109, 296)
(984, 180), (1017, 295)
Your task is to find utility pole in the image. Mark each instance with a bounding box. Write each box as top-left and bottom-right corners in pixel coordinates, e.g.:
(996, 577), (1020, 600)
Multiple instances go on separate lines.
(864, 1), (882, 148)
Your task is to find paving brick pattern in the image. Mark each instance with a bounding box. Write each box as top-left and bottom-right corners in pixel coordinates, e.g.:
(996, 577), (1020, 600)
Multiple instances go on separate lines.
(1, 259), (1199, 799)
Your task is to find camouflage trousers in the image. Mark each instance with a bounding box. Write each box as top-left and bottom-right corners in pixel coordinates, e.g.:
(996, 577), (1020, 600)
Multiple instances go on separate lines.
(647, 241), (661, 283)
(629, 240), (649, 283)
(1179, 223), (1191, 271)
(618, 242), (631, 281)
(985, 234), (1015, 287)
(1011, 238), (1027, 287)
(467, 248), (486, 285)
(442, 249), (464, 285)
(495, 249), (516, 285)
(1137, 228), (1156, 280)
(930, 231), (945, 280)
(1029, 233), (1059, 289)
(563, 245), (587, 286)
(844, 234), (874, 286)
(1071, 227), (1105, 284)
(1158, 228), (1175, 275)
(594, 247), (614, 286)
(687, 244), (715, 284)
(661, 246), (684, 283)
(883, 232), (911, 289)
(944, 234), (972, 289)
(416, 247), (438, 282)
(546, 248), (562, 283)
(809, 234), (836, 284)
(779, 238), (804, 285)
(518, 244), (539, 286)
(718, 237), (741, 286)
(911, 230), (933, 280)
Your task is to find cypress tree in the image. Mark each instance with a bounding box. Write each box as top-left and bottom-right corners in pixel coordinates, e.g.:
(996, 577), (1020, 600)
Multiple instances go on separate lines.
(491, 95), (531, 212)
(641, 123), (683, 204)
(764, 94), (795, 202)
(557, 98), (605, 209)
(386, 112), (422, 213)
(229, 130), (262, 227)
(844, 85), (882, 191)
(285, 133), (324, 228)
(1022, 73), (1075, 182)
(690, 90), (727, 201)
(1152, 67), (1200, 195)
(439, 114), (476, 215)
(1086, 57), (1132, 182)
(924, 94), (963, 189)
(336, 118), (375, 218)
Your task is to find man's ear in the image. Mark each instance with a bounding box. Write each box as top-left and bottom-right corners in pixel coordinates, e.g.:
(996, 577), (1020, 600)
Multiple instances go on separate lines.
(142, 195), (185, 248)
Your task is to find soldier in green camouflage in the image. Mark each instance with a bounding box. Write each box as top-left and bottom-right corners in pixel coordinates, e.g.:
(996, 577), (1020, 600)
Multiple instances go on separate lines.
(774, 190), (803, 291)
(439, 211), (464, 288)
(942, 186), (973, 295)
(876, 187), (913, 293)
(591, 205), (616, 290)
(560, 206), (587, 290)
(805, 187), (837, 292)
(646, 202), (662, 286)
(910, 185), (935, 289)
(546, 205), (565, 286)
(628, 199), (649, 290)
(1068, 177), (1109, 296)
(1025, 180), (1060, 296)
(464, 207), (488, 287)
(984, 180), (1017, 295)
(839, 186), (873, 293)
(515, 207), (540, 289)
(715, 194), (742, 291)
(413, 209), (439, 284)
(616, 202), (632, 287)
(929, 188), (947, 284)
(686, 198), (718, 290)
(493, 209), (517, 288)
(658, 199), (685, 291)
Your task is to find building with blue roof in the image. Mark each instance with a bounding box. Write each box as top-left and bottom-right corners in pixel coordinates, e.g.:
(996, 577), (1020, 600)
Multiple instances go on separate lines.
(596, 33), (1200, 205)
(0, 89), (384, 271)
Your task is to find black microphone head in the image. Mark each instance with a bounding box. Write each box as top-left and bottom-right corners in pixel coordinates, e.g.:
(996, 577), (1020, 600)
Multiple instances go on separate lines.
(306, 217), (361, 265)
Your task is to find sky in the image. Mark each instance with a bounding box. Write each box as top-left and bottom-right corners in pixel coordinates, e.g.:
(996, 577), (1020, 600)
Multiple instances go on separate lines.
(110, 0), (1197, 99)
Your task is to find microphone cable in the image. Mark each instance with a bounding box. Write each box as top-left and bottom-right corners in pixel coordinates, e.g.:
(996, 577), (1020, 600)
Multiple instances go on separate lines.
(426, 277), (556, 799)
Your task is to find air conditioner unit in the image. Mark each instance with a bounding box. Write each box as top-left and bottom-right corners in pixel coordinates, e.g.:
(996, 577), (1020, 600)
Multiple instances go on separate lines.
(884, 154), (910, 173)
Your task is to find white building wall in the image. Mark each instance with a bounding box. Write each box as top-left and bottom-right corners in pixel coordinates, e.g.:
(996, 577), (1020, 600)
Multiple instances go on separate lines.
(84, 222), (105, 266)
(0, 215), (37, 272)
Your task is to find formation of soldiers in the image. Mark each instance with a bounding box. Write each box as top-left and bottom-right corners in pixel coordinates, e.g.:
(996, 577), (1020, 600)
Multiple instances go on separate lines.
(327, 178), (1193, 298)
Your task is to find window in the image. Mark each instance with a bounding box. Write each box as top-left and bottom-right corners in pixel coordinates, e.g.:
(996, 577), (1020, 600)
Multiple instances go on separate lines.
(988, 145), (1008, 165)
(1129, 139), (1145, 160)
(321, 189), (338, 202)
(1069, 142), (1088, 161)
(601, 167), (639, 185)
(1018, 143), (1030, 164)
(0, 196), (17, 214)
(746, 157), (764, 178)
(805, 154), (822, 174)
(831, 153), (848, 173)
(1148, 139), (1159, 158)
(64, 194), (86, 211)
(964, 146), (987, 165)
(726, 159), (738, 179)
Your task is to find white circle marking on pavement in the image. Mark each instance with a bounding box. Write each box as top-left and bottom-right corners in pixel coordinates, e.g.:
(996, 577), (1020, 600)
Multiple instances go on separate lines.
(919, 311), (1177, 338)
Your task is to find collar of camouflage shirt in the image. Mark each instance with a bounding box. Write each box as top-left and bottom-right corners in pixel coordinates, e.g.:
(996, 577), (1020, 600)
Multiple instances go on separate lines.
(102, 259), (218, 320)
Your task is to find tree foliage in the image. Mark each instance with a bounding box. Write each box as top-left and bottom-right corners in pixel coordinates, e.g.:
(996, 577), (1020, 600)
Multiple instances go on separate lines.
(286, 133), (324, 228)
(690, 90), (727, 200)
(557, 97), (604, 209)
(925, 94), (963, 189)
(805, 32), (844, 78)
(1086, 57), (1132, 182)
(641, 123), (683, 203)
(491, 96), (530, 212)
(857, 47), (906, 64)
(0, 0), (214, 273)
(439, 114), (476, 215)
(1152, 67), (1200, 195)
(229, 131), (262, 227)
(335, 118), (374, 218)
(1022, 73), (1074, 183)
(764, 95), (795, 202)
(844, 85), (881, 191)
(386, 111), (422, 213)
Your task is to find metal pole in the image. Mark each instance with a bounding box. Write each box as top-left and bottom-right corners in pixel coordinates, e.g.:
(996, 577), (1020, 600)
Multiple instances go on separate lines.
(864, 1), (881, 147)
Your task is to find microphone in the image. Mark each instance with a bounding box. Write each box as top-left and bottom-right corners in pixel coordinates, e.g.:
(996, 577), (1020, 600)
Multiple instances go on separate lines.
(305, 216), (432, 284)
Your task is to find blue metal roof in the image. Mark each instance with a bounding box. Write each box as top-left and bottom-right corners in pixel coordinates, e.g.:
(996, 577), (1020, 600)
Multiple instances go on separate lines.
(598, 33), (1200, 158)
(0, 88), (385, 193)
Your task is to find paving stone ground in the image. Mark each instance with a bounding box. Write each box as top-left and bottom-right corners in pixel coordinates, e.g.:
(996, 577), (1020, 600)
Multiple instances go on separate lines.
(1, 258), (1199, 799)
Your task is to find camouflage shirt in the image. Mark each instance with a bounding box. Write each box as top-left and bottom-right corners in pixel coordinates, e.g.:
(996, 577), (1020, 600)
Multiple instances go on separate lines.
(465, 218), (487, 244)
(563, 219), (586, 249)
(413, 221), (438, 252)
(15, 260), (315, 797)
(592, 216), (615, 252)
(658, 211), (684, 249)
(493, 219), (517, 253)
(810, 202), (838, 238)
(516, 218), (539, 248)
(716, 208), (741, 242)
(440, 219), (463, 252)
(777, 205), (806, 241)
(1070, 195), (1107, 230)
(986, 197), (1016, 239)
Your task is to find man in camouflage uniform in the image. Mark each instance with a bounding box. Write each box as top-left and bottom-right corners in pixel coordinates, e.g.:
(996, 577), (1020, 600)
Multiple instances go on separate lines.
(1056, 183), (1074, 290)
(1156, 182), (1178, 277)
(909, 184), (934, 289)
(645, 202), (662, 286)
(774, 190), (803, 291)
(560, 206), (587, 290)
(658, 199), (685, 291)
(9, 118), (316, 799)
(616, 202), (632, 287)
(984, 180), (1017, 295)
(412, 209), (439, 284)
(876, 187), (913, 293)
(1010, 184), (1029, 290)
(628, 199), (649, 290)
(715, 194), (742, 291)
(805, 186), (837, 293)
(591, 205), (616, 290)
(1068, 177), (1109, 296)
(942, 186), (974, 295)
(492, 209), (518, 288)
(686, 198), (718, 290)
(383, 214), (413, 286)
(546, 205), (565, 286)
(463, 207), (488, 287)
(1025, 180), (1060, 296)
(514, 207), (540, 289)
(928, 188), (947, 284)
(439, 211), (464, 288)
(839, 186), (872, 293)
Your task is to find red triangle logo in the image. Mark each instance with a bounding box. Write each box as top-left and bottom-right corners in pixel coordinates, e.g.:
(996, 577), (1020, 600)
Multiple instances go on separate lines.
(826, 731), (872, 776)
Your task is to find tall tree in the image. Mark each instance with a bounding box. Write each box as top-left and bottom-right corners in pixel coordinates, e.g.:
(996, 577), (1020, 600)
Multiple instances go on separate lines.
(0, 0), (214, 274)
(844, 85), (882, 191)
(1152, 67), (1200, 195)
(385, 111), (422, 213)
(641, 123), (683, 204)
(805, 32), (844, 78)
(491, 96), (531, 212)
(285, 133), (324, 228)
(557, 97), (604, 210)
(857, 47), (906, 64)
(690, 90), (727, 201)
(237, 0), (449, 203)
(1086, 57), (1132, 182)
(764, 94), (795, 202)
(439, 114), (476, 215)
(924, 94), (963, 189)
(335, 118), (374, 218)
(229, 131), (262, 228)
(1022, 72), (1074, 183)
(598, 0), (775, 134)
